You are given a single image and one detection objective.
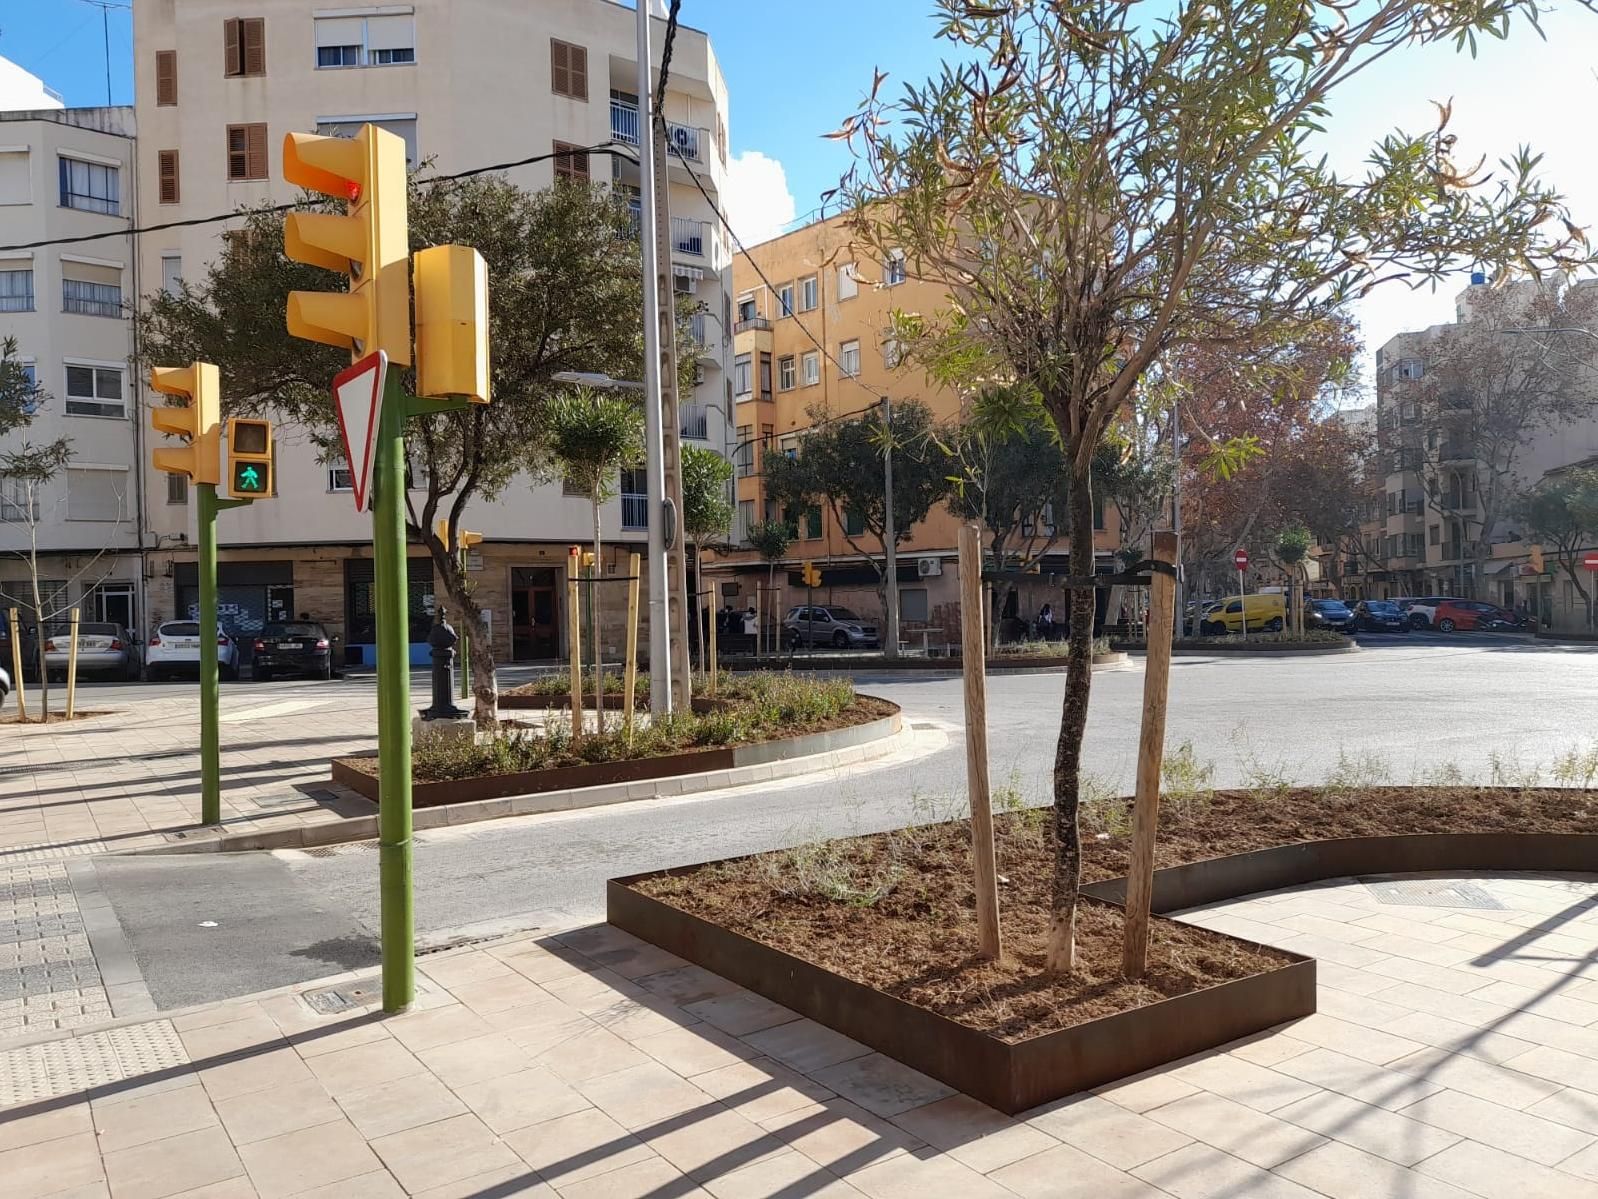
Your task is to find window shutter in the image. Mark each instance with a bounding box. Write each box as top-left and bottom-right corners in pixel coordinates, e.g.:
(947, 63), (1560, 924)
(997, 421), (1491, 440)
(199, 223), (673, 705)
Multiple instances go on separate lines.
(155, 51), (177, 105)
(158, 150), (179, 203)
(223, 18), (240, 76)
(227, 126), (245, 178)
(243, 18), (266, 75)
(550, 40), (568, 96)
(568, 44), (587, 100)
(246, 124), (267, 179)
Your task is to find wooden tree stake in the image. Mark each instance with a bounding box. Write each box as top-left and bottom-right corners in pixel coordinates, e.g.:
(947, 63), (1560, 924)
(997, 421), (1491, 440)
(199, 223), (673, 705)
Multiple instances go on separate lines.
(1123, 530), (1178, 978)
(567, 550), (583, 744)
(8, 608), (27, 721)
(66, 607), (80, 720)
(624, 553), (641, 740)
(706, 584), (718, 698)
(958, 523), (1002, 960)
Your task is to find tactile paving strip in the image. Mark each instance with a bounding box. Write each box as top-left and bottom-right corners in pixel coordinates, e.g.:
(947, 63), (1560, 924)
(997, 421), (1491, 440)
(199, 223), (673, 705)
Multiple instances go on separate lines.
(0, 1019), (187, 1107)
(1362, 877), (1506, 910)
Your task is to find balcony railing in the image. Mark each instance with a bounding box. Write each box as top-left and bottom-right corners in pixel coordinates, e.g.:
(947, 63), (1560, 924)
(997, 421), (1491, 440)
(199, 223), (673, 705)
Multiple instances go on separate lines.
(688, 312), (707, 348)
(621, 493), (648, 531)
(680, 403), (708, 440)
(672, 216), (707, 257)
(610, 100), (641, 147)
(609, 101), (707, 164)
(734, 316), (771, 333)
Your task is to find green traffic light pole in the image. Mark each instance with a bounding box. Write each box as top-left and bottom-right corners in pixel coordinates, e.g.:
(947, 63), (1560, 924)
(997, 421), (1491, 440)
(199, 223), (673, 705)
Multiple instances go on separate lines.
(197, 483), (251, 827)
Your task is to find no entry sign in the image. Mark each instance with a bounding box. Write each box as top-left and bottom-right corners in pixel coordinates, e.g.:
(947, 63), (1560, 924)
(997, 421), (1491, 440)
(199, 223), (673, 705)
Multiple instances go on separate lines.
(1233, 548), (1249, 571)
(1583, 550), (1598, 572)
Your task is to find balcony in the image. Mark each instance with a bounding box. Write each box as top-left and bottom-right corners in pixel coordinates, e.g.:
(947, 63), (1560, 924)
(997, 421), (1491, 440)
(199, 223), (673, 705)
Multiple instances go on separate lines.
(609, 101), (706, 164)
(621, 493), (648, 531)
(688, 312), (707, 348)
(734, 316), (771, 334)
(1441, 541), (1463, 562)
(672, 216), (707, 257)
(680, 403), (708, 440)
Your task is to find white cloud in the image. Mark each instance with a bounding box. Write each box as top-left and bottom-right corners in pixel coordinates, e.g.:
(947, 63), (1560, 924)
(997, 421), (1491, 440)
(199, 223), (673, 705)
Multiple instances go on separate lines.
(723, 150), (797, 249)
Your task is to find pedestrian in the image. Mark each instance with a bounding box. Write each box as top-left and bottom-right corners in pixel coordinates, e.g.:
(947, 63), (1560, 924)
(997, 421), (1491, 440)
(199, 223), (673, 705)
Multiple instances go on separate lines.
(743, 606), (758, 638)
(1037, 602), (1055, 640)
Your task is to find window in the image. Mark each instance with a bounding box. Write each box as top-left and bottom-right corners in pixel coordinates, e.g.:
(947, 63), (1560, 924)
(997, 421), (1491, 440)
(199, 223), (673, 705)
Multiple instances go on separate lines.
(155, 50), (178, 104)
(223, 17), (266, 78)
(843, 508), (865, 536)
(733, 354), (752, 398)
(66, 466), (129, 522)
(550, 39), (588, 100)
(226, 124), (268, 181)
(799, 275), (818, 311)
(371, 47), (415, 65)
(314, 13), (414, 69)
(801, 351), (820, 386)
(58, 157), (119, 214)
(735, 426), (754, 477)
(155, 149), (180, 204)
(882, 338), (901, 369)
(736, 295), (756, 323)
(840, 340), (860, 378)
(777, 283), (794, 317)
(0, 149), (28, 205)
(738, 499), (755, 540)
(553, 141), (589, 181)
(328, 462), (353, 492)
(805, 506), (822, 539)
(1406, 533), (1425, 558)
(1429, 524), (1440, 546)
(167, 472), (188, 505)
(884, 250), (906, 286)
(62, 278), (122, 318)
(64, 364), (124, 418)
(900, 586), (929, 623)
(778, 356), (795, 391)
(837, 263), (857, 301)
(160, 255), (182, 296)
(0, 267), (33, 312)
(318, 44), (360, 68)
(620, 468), (647, 530)
(759, 353), (772, 397)
(1, 476), (37, 521)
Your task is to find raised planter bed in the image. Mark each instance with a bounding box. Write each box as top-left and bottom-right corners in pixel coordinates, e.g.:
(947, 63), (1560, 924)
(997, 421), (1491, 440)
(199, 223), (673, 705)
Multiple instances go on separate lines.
(1113, 636), (1357, 655)
(499, 693), (730, 713)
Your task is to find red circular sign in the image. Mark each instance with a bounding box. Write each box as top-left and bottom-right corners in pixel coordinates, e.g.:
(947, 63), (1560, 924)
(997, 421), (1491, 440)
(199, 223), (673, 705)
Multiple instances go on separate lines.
(1233, 548), (1249, 571)
(1583, 550), (1598, 572)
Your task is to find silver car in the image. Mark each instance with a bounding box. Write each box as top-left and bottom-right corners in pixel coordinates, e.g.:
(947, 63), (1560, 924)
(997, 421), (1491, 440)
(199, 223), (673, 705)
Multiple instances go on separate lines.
(782, 605), (880, 650)
(42, 622), (143, 681)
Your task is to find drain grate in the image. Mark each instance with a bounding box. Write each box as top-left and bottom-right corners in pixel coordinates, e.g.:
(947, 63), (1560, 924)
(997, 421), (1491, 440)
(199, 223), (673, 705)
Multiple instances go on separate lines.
(1362, 877), (1506, 910)
(298, 840), (379, 859)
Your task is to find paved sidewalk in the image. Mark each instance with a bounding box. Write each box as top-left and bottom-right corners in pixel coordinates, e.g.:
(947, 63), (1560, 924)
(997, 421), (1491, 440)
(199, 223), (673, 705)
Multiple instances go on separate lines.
(3, 870), (1598, 1198)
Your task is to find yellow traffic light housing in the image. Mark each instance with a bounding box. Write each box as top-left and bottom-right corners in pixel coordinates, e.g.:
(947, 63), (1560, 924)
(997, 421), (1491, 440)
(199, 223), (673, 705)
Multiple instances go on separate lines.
(435, 522), (485, 552)
(414, 244), (490, 403)
(149, 362), (222, 485)
(801, 561), (822, 588)
(227, 418), (274, 499)
(283, 125), (411, 365)
(1529, 544), (1545, 574)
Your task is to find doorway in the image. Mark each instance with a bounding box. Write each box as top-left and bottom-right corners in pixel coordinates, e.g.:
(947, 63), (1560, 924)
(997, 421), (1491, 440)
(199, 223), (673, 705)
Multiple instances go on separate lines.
(88, 581), (136, 631)
(511, 567), (559, 660)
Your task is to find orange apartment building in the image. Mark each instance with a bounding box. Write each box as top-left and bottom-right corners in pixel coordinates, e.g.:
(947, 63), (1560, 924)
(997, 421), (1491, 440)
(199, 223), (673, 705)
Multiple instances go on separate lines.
(708, 214), (1119, 642)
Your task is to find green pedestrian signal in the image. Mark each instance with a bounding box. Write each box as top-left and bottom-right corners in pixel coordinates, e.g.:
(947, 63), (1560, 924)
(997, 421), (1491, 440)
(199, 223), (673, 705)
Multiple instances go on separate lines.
(226, 418), (274, 499)
(235, 463), (264, 491)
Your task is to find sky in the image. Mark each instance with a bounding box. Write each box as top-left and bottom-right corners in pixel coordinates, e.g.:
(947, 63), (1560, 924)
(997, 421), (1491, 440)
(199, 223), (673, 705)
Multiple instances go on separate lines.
(4, 0), (1596, 398)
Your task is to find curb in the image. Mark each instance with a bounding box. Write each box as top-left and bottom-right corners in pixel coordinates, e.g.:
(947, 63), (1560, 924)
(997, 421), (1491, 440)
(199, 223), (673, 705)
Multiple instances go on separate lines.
(1113, 640), (1358, 656)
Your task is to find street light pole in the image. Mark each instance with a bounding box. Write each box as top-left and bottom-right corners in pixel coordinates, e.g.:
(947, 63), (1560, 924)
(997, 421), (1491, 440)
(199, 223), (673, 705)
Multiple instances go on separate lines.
(881, 395), (899, 659)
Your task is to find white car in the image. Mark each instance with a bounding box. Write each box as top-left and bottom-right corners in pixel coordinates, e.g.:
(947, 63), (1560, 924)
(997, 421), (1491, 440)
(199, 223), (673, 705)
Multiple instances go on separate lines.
(0, 662), (9, 709)
(146, 620), (240, 681)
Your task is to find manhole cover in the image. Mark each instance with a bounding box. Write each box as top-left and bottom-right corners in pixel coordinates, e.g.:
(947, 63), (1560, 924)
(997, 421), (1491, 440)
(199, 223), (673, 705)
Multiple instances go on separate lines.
(1361, 877), (1505, 910)
(302, 979), (383, 1013)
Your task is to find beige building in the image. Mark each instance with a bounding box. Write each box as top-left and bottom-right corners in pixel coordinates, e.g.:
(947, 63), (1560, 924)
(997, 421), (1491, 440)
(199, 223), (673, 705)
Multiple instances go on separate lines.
(131, 0), (732, 664)
(0, 87), (142, 636)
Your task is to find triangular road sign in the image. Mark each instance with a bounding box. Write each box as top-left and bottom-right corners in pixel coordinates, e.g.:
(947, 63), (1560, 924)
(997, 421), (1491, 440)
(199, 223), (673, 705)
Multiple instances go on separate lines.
(332, 350), (388, 513)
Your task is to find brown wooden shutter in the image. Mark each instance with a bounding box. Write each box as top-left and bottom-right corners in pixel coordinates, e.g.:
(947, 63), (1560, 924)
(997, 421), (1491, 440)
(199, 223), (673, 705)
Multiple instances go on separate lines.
(550, 40), (568, 96)
(553, 141), (588, 181)
(155, 51), (177, 105)
(158, 151), (179, 203)
(246, 124), (267, 179)
(242, 18), (265, 76)
(568, 44), (587, 100)
(223, 19), (241, 76)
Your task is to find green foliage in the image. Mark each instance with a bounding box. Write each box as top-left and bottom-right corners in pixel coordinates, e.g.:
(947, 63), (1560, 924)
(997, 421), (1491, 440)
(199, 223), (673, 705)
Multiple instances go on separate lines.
(1551, 743), (1598, 789)
(944, 388), (1069, 564)
(0, 337), (47, 440)
(681, 444), (734, 545)
(746, 519), (792, 563)
(1323, 748), (1393, 797)
(1161, 740), (1217, 820)
(1515, 469), (1598, 623)
(1274, 526), (1312, 567)
(992, 636), (1111, 659)
(543, 387), (645, 503)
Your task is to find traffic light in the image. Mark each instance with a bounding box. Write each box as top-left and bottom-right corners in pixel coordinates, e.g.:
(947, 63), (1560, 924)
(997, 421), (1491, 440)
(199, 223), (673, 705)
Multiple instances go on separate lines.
(414, 244), (490, 403)
(1529, 544), (1545, 574)
(801, 561), (822, 588)
(227, 418), (273, 499)
(149, 362), (222, 485)
(435, 522), (484, 552)
(282, 124), (411, 365)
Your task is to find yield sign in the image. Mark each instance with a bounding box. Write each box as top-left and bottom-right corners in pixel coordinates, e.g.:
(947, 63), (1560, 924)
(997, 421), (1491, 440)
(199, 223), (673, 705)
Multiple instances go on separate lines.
(332, 351), (388, 513)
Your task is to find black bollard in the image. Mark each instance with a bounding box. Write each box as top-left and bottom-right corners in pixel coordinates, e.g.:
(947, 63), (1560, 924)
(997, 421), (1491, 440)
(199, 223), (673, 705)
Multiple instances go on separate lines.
(423, 606), (466, 720)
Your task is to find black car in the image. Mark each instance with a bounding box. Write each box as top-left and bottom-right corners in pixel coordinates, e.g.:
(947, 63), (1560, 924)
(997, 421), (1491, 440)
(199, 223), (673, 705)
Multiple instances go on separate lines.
(1350, 599), (1410, 633)
(1306, 598), (1355, 632)
(251, 621), (335, 680)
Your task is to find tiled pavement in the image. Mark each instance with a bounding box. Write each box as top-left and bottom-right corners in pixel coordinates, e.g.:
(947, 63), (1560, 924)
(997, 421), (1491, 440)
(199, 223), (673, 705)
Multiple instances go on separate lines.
(3, 870), (1598, 1198)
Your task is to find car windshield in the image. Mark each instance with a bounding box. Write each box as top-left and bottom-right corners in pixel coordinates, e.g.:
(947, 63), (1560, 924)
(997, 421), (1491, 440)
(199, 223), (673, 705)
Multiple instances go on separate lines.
(825, 608), (860, 621)
(162, 622), (201, 637)
(1314, 601), (1348, 610)
(1368, 602), (1399, 614)
(262, 623), (322, 637)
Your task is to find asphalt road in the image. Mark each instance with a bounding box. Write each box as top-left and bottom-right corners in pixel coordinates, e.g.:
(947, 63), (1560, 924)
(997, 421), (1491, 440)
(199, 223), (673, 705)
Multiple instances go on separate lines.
(86, 632), (1598, 1009)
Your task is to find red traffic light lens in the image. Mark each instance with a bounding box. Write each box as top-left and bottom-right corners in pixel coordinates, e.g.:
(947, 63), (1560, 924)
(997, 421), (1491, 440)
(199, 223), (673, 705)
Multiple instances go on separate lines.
(346, 181), (362, 202)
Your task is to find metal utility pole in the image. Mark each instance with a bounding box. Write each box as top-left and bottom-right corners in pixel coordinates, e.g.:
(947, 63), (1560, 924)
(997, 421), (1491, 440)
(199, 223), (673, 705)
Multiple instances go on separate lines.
(881, 395), (900, 658)
(635, 1), (673, 715)
(196, 483), (222, 825)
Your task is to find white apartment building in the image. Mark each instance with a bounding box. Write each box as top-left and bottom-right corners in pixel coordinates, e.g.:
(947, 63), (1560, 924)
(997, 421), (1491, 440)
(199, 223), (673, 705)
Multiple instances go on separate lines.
(0, 86), (142, 637)
(132, 0), (732, 664)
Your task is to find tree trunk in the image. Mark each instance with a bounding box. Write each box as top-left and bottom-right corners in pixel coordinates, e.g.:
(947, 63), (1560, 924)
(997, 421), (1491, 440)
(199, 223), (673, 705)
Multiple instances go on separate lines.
(1045, 450), (1095, 976)
(28, 521), (48, 723)
(693, 537), (705, 681)
(591, 496), (603, 730)
(434, 553), (496, 728)
(766, 561), (776, 656)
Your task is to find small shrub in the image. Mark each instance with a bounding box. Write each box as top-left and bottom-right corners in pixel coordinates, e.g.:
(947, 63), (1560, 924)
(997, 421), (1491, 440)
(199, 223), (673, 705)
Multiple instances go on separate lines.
(1550, 743), (1598, 788)
(1411, 761), (1468, 787)
(1079, 772), (1132, 838)
(758, 836), (902, 906)
(1324, 747), (1393, 797)
(1488, 749), (1543, 789)
(1230, 727), (1296, 801)
(1161, 739), (1216, 820)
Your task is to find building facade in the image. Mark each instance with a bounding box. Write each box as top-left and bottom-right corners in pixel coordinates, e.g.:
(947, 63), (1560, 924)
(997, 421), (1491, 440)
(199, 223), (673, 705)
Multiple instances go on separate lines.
(0, 95), (142, 637)
(131, 0), (732, 663)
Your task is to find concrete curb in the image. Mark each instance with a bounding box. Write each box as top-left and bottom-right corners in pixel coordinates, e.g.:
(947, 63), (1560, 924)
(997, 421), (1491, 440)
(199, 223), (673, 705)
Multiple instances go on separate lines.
(1113, 640), (1358, 657)
(64, 860), (157, 1020)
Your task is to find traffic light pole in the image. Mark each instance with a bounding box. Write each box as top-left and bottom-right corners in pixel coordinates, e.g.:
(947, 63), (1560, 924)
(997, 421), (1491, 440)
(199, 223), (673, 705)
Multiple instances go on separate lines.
(197, 483), (252, 826)
(374, 372), (415, 1013)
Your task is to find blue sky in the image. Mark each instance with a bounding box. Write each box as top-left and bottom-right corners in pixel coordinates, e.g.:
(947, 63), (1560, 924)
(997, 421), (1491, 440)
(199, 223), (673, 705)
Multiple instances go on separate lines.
(6, 0), (1596, 391)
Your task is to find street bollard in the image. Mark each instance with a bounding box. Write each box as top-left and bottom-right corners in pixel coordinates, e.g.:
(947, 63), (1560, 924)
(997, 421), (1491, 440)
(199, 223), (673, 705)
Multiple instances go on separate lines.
(423, 607), (465, 720)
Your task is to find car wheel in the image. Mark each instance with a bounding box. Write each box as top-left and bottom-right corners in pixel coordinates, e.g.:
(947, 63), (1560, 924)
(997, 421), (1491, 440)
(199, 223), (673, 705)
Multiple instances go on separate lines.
(221, 663), (238, 681)
(1409, 614), (1429, 629)
(831, 630), (850, 649)
(1266, 617), (1283, 633)
(1438, 618), (1456, 633)
(320, 658), (332, 681)
(254, 666), (271, 683)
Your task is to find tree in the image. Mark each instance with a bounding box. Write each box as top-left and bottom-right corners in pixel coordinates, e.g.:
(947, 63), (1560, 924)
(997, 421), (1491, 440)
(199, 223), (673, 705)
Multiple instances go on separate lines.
(544, 386), (645, 710)
(1274, 526), (1312, 635)
(1516, 468), (1598, 628)
(945, 387), (1070, 572)
(142, 173), (664, 727)
(764, 400), (951, 622)
(836, 2), (1594, 974)
(681, 444), (733, 672)
(745, 520), (792, 652)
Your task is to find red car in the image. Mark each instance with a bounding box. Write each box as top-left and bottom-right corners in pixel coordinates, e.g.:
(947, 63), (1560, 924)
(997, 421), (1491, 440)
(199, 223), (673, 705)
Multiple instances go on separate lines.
(1431, 599), (1520, 632)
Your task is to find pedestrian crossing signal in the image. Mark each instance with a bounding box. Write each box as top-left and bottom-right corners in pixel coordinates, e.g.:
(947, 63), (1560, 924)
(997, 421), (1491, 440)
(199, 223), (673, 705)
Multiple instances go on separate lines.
(227, 418), (274, 499)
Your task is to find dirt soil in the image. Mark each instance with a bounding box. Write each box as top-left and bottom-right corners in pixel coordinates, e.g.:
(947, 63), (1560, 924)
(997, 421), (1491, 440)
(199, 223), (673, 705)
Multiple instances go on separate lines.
(628, 786), (1598, 1042)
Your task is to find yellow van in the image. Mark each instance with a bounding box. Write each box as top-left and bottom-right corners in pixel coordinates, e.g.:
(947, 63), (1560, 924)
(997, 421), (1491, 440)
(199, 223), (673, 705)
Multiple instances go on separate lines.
(1199, 593), (1286, 635)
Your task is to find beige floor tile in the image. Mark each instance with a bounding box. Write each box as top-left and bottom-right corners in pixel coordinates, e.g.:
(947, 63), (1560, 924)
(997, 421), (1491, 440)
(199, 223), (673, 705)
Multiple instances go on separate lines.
(178, 1015), (284, 1061)
(1145, 1091), (1325, 1170)
(418, 949), (515, 989)
(212, 1076), (342, 1146)
(370, 1112), (521, 1193)
(412, 1165), (553, 1198)
(988, 1142), (1165, 1198)
(289, 1170), (405, 1198)
(336, 1071), (469, 1140)
(576, 1061), (717, 1132)
(758, 1099), (922, 1171)
(198, 1047), (317, 1104)
(808, 1054), (954, 1119)
(0, 1129), (105, 1199)
(1387, 1045), (1562, 1108)
(689, 1057), (835, 1123)
(631, 1024), (757, 1078)
(284, 1017), (392, 1059)
(1381, 1009), (1540, 1065)
(641, 1104), (789, 1182)
(1271, 1089), (1461, 1166)
(502, 1107), (655, 1186)
(1416, 1138), (1598, 1199)
(702, 1148), (863, 1197)
(234, 1118), (382, 1199)
(93, 1082), (220, 1154)
(537, 1024), (652, 1083)
(1023, 1092), (1191, 1170)
(539, 968), (646, 1013)
(1270, 1046), (1443, 1112)
(384, 1003), (494, 1052)
(585, 994), (703, 1042)
(578, 942), (688, 982)
(1223, 1031), (1314, 1068)
(1091, 1067), (1201, 1113)
(1285, 1012), (1428, 1065)
(456, 1065), (591, 1134)
(103, 1126), (243, 1199)
(159, 1179), (256, 1199)
(844, 1149), (1014, 1198)
(683, 991), (798, 1038)
(891, 1094), (1056, 1174)
(1526, 1086), (1598, 1133)
(502, 1009), (598, 1056)
(495, 944), (589, 985)
(1167, 1051), (1321, 1113)
(1400, 1087), (1594, 1165)
(0, 1100), (92, 1153)
(449, 972), (553, 1016)
(550, 1154), (710, 1198)
(635, 964), (743, 1007)
(1131, 1142), (1322, 1199)
(307, 1037), (427, 1096)
(1273, 1140), (1477, 1199)
(743, 1020), (871, 1075)
(416, 1032), (533, 1088)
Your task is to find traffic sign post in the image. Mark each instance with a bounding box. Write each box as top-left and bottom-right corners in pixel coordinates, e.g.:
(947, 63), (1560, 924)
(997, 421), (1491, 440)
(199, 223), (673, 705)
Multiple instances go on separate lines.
(1233, 548), (1249, 642)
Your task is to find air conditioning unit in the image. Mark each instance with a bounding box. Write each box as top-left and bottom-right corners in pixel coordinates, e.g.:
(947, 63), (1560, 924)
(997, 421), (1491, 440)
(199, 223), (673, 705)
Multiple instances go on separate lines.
(917, 557), (943, 578)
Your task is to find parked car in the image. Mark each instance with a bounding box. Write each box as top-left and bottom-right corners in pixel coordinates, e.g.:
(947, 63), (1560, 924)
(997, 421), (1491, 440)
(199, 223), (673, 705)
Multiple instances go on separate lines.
(0, 661), (9, 710)
(1432, 599), (1519, 633)
(1306, 598), (1355, 633)
(252, 621), (335, 681)
(1399, 596), (1462, 630)
(1198, 593), (1286, 635)
(1349, 599), (1410, 633)
(782, 605), (880, 650)
(1, 618), (41, 682)
(1183, 600), (1222, 636)
(41, 622), (142, 681)
(146, 620), (240, 680)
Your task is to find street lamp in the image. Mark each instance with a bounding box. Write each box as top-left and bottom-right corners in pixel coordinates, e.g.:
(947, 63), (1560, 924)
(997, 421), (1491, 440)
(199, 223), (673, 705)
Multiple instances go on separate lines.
(552, 370), (646, 392)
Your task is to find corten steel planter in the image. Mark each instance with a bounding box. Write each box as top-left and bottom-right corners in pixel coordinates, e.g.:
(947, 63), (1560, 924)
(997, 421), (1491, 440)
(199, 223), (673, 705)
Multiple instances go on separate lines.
(607, 875), (1314, 1115)
(499, 695), (733, 713)
(609, 830), (1598, 1113)
(332, 703), (899, 809)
